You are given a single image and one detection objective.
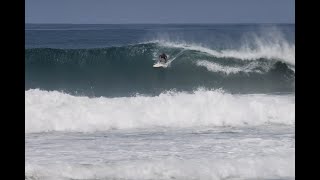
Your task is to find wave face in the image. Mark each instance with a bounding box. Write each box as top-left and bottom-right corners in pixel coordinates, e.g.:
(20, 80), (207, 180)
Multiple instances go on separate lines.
(25, 89), (294, 133)
(26, 41), (295, 97)
(26, 24), (295, 97)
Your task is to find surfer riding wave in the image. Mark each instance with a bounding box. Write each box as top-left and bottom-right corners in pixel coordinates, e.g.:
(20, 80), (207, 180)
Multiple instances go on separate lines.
(159, 53), (168, 63)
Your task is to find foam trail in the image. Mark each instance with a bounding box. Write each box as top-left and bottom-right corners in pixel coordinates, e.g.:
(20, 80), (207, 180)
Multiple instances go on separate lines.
(166, 50), (186, 67)
(25, 89), (295, 133)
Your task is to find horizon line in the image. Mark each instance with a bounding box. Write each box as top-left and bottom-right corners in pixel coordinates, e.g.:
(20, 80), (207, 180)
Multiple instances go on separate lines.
(25, 22), (295, 25)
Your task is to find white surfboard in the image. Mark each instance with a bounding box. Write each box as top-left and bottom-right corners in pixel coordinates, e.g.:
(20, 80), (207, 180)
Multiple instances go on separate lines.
(153, 62), (168, 68)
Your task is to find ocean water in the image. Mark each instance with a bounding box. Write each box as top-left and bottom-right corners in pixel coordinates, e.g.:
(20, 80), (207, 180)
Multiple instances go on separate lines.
(25, 24), (295, 180)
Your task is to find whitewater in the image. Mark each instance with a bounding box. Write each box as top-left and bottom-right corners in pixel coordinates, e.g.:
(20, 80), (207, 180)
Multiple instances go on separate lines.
(26, 89), (294, 133)
(25, 24), (295, 180)
(25, 88), (295, 180)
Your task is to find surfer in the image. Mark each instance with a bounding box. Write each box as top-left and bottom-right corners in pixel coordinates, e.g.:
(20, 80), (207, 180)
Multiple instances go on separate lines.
(159, 53), (168, 63)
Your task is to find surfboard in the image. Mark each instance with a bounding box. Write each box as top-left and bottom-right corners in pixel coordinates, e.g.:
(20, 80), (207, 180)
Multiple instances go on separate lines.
(153, 62), (168, 68)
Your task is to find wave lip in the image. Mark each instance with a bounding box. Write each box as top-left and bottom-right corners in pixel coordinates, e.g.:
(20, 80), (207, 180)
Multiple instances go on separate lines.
(25, 89), (295, 133)
(151, 32), (295, 65)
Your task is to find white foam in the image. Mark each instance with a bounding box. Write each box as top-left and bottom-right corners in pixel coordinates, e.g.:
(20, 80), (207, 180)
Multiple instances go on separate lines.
(25, 154), (294, 180)
(196, 60), (266, 74)
(25, 89), (295, 133)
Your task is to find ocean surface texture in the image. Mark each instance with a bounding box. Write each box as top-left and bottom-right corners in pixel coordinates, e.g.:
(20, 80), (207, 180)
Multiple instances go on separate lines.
(25, 24), (295, 180)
